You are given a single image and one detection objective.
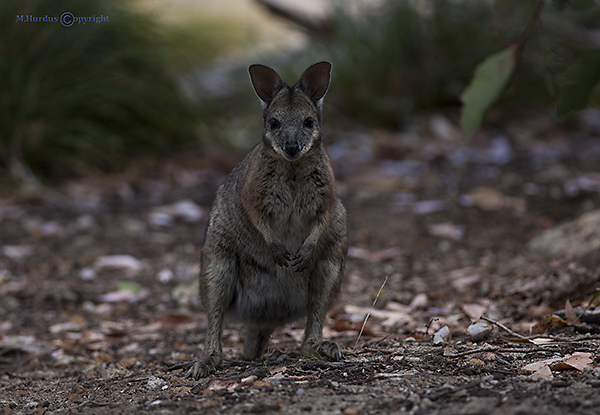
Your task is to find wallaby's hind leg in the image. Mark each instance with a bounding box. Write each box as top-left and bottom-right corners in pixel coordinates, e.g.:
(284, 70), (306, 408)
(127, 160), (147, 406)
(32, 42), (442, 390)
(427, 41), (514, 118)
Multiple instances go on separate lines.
(186, 255), (236, 380)
(243, 327), (274, 360)
(301, 257), (345, 362)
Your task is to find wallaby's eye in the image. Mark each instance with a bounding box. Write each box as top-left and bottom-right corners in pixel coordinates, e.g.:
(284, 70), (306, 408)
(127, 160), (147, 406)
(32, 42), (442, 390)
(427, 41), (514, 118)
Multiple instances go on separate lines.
(268, 118), (280, 130)
(304, 117), (314, 129)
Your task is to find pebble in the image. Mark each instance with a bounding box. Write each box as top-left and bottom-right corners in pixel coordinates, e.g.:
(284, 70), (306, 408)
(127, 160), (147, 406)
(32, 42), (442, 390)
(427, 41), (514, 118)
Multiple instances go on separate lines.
(467, 321), (492, 342)
(432, 326), (450, 345)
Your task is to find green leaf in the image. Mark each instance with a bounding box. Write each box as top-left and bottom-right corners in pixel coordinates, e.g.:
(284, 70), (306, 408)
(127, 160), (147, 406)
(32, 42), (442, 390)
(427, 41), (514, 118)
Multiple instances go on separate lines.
(556, 53), (600, 117)
(460, 47), (516, 138)
(116, 281), (142, 293)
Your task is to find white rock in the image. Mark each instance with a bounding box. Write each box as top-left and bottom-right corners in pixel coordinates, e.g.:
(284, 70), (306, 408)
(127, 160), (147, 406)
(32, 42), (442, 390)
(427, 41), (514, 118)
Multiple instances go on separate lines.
(146, 376), (167, 390)
(432, 326), (450, 345)
(150, 199), (205, 225)
(467, 321), (492, 342)
(94, 255), (142, 277)
(157, 269), (174, 283)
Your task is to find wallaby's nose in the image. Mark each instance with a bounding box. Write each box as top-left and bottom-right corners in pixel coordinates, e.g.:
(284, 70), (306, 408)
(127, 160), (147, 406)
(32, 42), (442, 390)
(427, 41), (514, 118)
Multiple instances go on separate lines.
(285, 143), (299, 157)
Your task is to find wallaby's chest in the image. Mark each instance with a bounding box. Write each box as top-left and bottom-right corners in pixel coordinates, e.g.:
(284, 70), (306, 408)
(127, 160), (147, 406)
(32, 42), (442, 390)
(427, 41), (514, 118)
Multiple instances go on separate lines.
(263, 164), (326, 242)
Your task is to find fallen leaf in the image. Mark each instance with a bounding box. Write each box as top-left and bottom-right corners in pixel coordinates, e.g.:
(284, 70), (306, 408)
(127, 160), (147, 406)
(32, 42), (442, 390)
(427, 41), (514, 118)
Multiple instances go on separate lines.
(94, 255), (142, 277)
(344, 304), (411, 327)
(529, 337), (556, 345)
(427, 222), (465, 241)
(462, 187), (526, 212)
(551, 352), (593, 371)
(343, 407), (360, 415)
(347, 247), (401, 262)
(99, 288), (149, 303)
(530, 314), (566, 335)
(461, 303), (487, 320)
(251, 380), (272, 390)
(117, 357), (139, 368)
(522, 357), (564, 372)
(530, 365), (554, 381)
(2, 245), (33, 259)
(413, 200), (447, 215)
(68, 384), (87, 401)
(409, 293), (428, 309)
(94, 352), (115, 363)
(564, 299), (580, 324)
(448, 267), (482, 290)
(172, 386), (192, 395)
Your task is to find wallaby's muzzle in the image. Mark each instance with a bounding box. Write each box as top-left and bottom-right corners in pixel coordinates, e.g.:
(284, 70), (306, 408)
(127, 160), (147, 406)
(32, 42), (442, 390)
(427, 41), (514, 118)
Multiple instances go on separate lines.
(284, 141), (300, 159)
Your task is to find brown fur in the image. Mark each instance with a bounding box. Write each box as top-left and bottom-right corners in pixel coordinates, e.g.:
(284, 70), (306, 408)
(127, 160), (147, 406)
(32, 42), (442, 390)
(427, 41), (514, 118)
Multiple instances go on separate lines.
(186, 62), (347, 379)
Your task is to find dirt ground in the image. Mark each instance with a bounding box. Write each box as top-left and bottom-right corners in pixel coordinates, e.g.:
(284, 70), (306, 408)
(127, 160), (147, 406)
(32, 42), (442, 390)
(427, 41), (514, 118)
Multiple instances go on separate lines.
(2, 111), (600, 414)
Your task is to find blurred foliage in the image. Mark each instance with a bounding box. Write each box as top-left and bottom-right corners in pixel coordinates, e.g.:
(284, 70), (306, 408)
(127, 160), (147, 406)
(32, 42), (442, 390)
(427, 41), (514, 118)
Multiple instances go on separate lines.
(0, 0), (201, 179)
(461, 0), (600, 135)
(314, 0), (600, 130)
(460, 47), (517, 138)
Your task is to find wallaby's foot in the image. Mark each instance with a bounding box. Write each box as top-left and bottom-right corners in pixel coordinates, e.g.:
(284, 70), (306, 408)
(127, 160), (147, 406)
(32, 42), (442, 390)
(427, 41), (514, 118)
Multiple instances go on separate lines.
(185, 359), (217, 380)
(303, 340), (344, 362)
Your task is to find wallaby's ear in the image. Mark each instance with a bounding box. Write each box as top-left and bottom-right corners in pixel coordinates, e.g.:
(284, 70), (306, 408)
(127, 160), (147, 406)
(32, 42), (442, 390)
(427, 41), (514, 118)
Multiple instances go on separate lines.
(298, 61), (332, 103)
(248, 64), (285, 104)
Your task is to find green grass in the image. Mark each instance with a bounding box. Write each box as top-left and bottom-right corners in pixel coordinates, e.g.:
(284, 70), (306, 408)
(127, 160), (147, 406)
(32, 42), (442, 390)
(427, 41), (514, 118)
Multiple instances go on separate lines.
(308, 0), (600, 129)
(0, 0), (200, 178)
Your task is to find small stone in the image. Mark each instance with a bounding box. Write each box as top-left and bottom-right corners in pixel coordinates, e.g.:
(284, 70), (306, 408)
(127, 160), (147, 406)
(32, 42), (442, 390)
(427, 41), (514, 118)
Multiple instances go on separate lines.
(146, 376), (167, 390)
(241, 375), (257, 385)
(432, 326), (450, 345)
(467, 321), (492, 342)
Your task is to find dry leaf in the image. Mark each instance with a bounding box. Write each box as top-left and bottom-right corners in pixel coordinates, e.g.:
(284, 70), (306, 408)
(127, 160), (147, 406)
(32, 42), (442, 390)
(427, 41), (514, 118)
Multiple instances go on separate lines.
(564, 300), (580, 324)
(468, 358), (485, 366)
(347, 247), (401, 262)
(94, 352), (115, 363)
(344, 304), (411, 327)
(68, 384), (87, 401)
(530, 365), (553, 381)
(172, 386), (192, 395)
(117, 357), (139, 368)
(551, 352), (593, 371)
(427, 222), (465, 241)
(461, 303), (487, 320)
(462, 187), (526, 212)
(530, 314), (566, 335)
(208, 380), (238, 391)
(522, 357), (564, 372)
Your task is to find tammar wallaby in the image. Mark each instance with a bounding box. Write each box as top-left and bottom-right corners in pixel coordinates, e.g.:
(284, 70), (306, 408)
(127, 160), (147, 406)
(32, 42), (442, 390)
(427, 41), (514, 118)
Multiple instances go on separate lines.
(186, 61), (348, 379)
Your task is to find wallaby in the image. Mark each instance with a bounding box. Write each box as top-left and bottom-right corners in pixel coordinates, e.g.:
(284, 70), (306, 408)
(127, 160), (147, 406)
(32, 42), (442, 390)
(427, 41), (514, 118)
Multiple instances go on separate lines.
(186, 61), (348, 379)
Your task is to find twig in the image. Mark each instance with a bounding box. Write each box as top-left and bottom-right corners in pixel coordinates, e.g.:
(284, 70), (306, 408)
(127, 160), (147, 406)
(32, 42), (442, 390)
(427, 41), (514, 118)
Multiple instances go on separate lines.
(447, 345), (569, 359)
(425, 318), (439, 336)
(481, 316), (528, 340)
(353, 275), (389, 351)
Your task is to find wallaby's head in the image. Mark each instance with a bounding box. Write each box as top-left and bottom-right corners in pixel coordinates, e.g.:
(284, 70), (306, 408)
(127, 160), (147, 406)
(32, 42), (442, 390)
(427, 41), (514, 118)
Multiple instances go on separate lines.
(248, 61), (331, 161)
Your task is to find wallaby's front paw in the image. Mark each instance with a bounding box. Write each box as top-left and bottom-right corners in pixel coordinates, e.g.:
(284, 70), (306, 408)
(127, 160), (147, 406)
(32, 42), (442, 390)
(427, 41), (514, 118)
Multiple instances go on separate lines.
(303, 340), (344, 362)
(270, 241), (292, 267)
(291, 244), (315, 272)
(185, 359), (216, 380)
